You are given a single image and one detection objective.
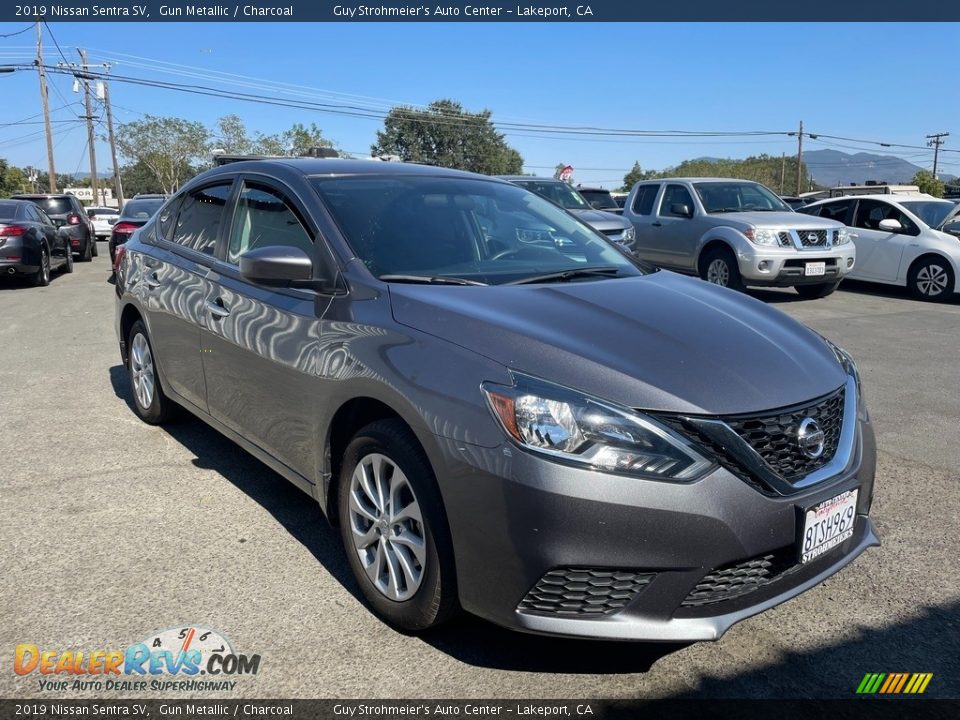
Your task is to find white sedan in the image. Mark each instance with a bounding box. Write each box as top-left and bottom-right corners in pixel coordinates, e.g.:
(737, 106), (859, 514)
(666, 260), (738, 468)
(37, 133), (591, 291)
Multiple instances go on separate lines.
(800, 194), (960, 301)
(85, 206), (119, 241)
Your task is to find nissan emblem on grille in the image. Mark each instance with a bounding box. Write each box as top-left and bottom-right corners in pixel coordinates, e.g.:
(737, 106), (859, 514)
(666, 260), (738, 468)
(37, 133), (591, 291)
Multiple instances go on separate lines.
(797, 417), (826, 459)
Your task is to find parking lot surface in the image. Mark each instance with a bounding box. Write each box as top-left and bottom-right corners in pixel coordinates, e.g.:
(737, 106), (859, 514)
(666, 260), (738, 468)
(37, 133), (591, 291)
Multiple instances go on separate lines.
(1, 255), (958, 699)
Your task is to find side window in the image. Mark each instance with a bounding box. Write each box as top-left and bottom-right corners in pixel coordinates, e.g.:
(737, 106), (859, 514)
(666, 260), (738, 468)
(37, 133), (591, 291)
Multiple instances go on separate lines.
(817, 200), (854, 224)
(171, 184), (233, 255)
(157, 196), (183, 240)
(631, 185), (659, 215)
(853, 199), (915, 233)
(22, 204), (38, 222)
(227, 182), (313, 266)
(660, 184), (695, 218)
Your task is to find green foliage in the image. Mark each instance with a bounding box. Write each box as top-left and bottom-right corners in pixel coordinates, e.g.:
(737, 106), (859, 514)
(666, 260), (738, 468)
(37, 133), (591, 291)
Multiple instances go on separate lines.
(911, 170), (945, 198)
(0, 160), (31, 194)
(622, 154), (810, 194)
(371, 99), (523, 175)
(115, 115), (211, 195)
(216, 115), (336, 157)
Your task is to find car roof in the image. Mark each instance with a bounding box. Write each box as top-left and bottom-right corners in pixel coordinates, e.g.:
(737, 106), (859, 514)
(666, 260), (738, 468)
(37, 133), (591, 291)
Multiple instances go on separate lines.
(11, 193), (74, 199)
(806, 193), (947, 206)
(497, 175), (565, 183)
(197, 158), (489, 182)
(636, 177), (764, 184)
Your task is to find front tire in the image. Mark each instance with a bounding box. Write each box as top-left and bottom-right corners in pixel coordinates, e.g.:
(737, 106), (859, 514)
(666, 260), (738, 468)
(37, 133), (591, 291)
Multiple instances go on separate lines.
(127, 320), (176, 424)
(700, 246), (744, 291)
(337, 419), (458, 633)
(32, 249), (51, 287)
(908, 257), (954, 302)
(795, 281), (840, 299)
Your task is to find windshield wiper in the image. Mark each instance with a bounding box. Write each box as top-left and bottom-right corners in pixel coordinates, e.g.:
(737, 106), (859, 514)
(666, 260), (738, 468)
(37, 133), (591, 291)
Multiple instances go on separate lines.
(507, 266), (622, 285)
(378, 274), (488, 286)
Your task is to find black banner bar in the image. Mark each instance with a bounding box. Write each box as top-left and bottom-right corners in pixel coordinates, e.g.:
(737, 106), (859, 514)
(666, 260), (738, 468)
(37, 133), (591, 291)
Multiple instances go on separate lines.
(1, 700), (959, 720)
(2, 1), (956, 22)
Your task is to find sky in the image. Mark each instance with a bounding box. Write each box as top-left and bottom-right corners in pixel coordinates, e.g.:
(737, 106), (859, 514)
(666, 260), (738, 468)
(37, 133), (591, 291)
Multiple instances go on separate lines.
(1, 21), (957, 189)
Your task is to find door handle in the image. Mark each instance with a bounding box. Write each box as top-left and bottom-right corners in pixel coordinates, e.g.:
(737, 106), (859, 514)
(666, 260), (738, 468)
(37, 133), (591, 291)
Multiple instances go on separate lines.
(652, 222), (662, 228)
(144, 272), (161, 289)
(205, 298), (230, 319)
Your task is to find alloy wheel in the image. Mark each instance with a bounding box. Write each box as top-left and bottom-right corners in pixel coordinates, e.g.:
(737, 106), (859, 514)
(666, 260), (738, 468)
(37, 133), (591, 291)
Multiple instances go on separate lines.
(707, 258), (730, 286)
(916, 263), (949, 297)
(41, 253), (50, 284)
(130, 333), (155, 410)
(348, 452), (426, 602)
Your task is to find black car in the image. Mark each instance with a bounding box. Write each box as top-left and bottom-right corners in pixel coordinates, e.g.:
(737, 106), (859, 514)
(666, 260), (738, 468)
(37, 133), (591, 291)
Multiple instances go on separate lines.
(0, 199), (74, 286)
(109, 194), (167, 264)
(577, 186), (623, 214)
(11, 193), (97, 261)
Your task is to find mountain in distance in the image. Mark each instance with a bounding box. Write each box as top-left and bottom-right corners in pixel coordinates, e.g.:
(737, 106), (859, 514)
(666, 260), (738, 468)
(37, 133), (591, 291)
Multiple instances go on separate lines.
(802, 148), (955, 187)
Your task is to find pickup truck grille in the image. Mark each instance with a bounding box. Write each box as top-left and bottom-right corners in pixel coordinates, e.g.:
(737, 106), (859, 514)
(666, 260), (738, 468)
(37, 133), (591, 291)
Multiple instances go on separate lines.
(798, 229), (828, 247)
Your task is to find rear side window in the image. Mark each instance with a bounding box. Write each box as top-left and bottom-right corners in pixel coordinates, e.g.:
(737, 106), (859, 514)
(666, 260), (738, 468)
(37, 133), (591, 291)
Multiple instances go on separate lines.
(815, 200), (854, 224)
(631, 185), (659, 215)
(0, 201), (22, 220)
(171, 184), (233, 255)
(227, 182), (313, 265)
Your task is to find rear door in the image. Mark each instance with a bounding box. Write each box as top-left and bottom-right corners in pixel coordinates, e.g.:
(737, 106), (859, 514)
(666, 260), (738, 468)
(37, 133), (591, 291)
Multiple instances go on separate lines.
(850, 199), (917, 281)
(201, 176), (328, 480)
(625, 183), (662, 261)
(649, 183), (698, 270)
(144, 180), (236, 412)
(29, 205), (67, 264)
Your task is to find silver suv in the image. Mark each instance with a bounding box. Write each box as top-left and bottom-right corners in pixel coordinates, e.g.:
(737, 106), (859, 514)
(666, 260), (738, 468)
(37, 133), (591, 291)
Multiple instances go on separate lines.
(624, 178), (856, 298)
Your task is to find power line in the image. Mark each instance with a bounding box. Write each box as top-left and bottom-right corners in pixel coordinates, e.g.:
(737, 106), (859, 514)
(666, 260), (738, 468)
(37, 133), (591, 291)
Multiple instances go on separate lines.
(0, 24), (33, 39)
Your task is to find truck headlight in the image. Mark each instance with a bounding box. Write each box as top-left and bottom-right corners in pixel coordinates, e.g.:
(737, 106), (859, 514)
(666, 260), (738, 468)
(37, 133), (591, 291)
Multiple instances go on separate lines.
(623, 225), (636, 242)
(482, 375), (713, 480)
(743, 227), (779, 246)
(835, 228), (852, 245)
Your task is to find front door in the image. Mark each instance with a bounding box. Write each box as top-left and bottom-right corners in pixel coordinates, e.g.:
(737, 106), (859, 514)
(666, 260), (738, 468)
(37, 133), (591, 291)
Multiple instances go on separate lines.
(850, 199), (915, 282)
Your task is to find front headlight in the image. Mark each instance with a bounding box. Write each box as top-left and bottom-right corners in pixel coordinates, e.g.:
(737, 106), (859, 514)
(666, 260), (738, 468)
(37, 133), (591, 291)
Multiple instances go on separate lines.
(622, 225), (636, 242)
(743, 227), (779, 246)
(835, 227), (852, 245)
(820, 335), (867, 420)
(481, 375), (713, 480)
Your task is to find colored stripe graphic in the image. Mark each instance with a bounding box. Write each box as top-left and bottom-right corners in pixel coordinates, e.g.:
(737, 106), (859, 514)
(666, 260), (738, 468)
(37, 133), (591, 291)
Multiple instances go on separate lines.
(857, 673), (932, 694)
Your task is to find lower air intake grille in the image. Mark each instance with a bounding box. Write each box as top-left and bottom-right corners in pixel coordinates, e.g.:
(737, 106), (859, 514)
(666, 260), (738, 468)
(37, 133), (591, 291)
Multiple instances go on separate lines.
(518, 568), (654, 617)
(681, 547), (797, 606)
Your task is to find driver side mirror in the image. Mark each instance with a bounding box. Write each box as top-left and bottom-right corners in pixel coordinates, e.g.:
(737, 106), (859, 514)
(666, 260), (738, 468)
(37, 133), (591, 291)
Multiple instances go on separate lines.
(943, 220), (960, 238)
(878, 218), (903, 233)
(671, 203), (693, 218)
(239, 245), (313, 287)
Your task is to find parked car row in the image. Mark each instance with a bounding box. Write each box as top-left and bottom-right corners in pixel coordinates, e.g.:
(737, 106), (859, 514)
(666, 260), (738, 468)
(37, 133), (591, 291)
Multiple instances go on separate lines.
(113, 157), (878, 642)
(0, 199), (75, 286)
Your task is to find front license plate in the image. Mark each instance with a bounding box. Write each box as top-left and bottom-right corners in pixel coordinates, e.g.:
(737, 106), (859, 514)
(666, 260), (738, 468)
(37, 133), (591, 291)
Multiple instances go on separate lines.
(805, 261), (826, 277)
(800, 489), (858, 563)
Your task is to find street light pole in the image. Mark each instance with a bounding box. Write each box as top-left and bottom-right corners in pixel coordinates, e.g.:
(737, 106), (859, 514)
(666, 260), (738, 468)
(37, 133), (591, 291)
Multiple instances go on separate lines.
(35, 20), (57, 192)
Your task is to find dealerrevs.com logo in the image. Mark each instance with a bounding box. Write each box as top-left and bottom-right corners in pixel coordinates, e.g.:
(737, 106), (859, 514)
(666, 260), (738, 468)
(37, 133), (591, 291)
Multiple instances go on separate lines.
(14, 625), (261, 693)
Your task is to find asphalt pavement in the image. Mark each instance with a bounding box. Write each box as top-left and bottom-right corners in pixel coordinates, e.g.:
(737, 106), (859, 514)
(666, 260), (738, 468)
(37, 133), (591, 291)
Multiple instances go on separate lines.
(1, 250), (958, 700)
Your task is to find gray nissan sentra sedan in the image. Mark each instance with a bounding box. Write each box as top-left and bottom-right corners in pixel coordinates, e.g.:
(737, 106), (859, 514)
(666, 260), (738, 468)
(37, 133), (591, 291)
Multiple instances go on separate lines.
(115, 158), (879, 641)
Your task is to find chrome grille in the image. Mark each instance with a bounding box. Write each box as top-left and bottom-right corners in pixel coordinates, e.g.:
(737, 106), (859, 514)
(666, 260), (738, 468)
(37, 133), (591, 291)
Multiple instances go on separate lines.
(798, 229), (828, 247)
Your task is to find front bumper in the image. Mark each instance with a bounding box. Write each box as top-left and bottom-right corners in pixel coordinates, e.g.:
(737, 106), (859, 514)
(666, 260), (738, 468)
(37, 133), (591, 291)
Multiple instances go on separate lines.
(432, 414), (877, 641)
(736, 244), (856, 286)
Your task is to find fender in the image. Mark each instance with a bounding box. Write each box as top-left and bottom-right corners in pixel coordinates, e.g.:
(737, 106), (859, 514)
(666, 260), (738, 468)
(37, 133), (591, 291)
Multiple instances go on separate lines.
(694, 226), (748, 269)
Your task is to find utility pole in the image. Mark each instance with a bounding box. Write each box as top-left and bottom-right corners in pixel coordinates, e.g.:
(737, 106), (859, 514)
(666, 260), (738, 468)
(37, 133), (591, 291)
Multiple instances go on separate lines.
(796, 120), (804, 196)
(79, 49), (99, 204)
(926, 132), (949, 179)
(780, 152), (786, 194)
(35, 20), (57, 192)
(102, 78), (124, 207)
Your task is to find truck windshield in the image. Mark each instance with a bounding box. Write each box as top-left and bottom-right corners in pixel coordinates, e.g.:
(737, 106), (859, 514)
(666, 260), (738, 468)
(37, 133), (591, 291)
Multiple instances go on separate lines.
(513, 181), (591, 210)
(694, 182), (791, 213)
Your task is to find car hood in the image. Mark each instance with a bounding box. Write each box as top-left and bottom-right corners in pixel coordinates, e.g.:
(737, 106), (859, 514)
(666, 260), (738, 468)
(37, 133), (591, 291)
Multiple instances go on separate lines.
(570, 208), (631, 230)
(389, 271), (846, 415)
(705, 211), (842, 230)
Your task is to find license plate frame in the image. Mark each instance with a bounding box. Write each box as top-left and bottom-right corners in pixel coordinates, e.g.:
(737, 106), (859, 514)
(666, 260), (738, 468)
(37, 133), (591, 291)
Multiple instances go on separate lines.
(799, 489), (858, 564)
(805, 261), (826, 277)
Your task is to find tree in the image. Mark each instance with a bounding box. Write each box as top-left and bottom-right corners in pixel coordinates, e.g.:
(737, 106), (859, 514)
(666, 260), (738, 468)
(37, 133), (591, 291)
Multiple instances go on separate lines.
(371, 99), (523, 175)
(621, 162), (656, 191)
(115, 115), (210, 195)
(213, 115), (336, 157)
(912, 169), (945, 198)
(214, 114), (255, 155)
(0, 160), (30, 195)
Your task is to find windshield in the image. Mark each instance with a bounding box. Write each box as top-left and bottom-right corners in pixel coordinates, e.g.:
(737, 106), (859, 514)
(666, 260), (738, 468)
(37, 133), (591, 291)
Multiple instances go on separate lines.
(900, 200), (956, 228)
(578, 189), (619, 210)
(120, 199), (164, 220)
(312, 175), (644, 286)
(512, 180), (591, 210)
(694, 182), (791, 213)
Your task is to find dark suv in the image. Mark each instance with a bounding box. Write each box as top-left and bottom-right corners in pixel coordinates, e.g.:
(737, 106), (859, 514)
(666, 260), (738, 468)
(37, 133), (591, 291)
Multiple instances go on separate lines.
(11, 193), (97, 262)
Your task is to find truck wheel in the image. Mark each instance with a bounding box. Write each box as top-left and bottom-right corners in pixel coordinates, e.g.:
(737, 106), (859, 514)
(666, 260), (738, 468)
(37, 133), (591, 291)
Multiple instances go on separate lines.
(795, 281), (840, 299)
(700, 246), (744, 291)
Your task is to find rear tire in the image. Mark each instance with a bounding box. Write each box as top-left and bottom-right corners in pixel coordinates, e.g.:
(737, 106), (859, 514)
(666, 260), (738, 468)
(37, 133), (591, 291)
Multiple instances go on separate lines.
(908, 256), (954, 302)
(91, 237), (99, 257)
(60, 248), (74, 274)
(337, 419), (459, 633)
(80, 239), (93, 262)
(32, 249), (50, 287)
(795, 281), (840, 299)
(699, 246), (744, 291)
(127, 320), (176, 424)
